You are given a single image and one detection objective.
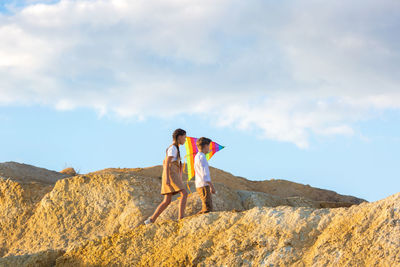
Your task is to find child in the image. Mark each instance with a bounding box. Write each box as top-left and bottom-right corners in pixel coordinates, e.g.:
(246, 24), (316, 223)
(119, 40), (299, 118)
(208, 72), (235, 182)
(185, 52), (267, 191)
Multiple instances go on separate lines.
(144, 128), (188, 224)
(194, 137), (216, 214)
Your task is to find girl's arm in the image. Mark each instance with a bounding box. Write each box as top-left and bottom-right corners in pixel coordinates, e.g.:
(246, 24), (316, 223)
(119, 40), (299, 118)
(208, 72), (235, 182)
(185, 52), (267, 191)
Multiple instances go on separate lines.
(165, 156), (173, 185)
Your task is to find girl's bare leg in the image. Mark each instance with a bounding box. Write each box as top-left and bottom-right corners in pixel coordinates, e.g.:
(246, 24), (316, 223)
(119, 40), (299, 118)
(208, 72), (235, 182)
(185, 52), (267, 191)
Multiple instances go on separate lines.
(150, 194), (172, 222)
(178, 189), (188, 220)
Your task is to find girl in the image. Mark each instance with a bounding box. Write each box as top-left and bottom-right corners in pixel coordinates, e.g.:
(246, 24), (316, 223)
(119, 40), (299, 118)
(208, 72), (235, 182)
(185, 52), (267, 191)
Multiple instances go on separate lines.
(144, 128), (188, 224)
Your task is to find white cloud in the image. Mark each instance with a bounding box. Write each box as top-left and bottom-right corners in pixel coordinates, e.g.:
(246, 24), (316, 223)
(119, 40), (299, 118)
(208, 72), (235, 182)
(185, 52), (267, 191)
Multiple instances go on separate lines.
(0, 0), (399, 147)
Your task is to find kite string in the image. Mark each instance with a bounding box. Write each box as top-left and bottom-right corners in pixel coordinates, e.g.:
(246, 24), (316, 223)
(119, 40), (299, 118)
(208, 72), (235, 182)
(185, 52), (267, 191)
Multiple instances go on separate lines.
(182, 160), (187, 174)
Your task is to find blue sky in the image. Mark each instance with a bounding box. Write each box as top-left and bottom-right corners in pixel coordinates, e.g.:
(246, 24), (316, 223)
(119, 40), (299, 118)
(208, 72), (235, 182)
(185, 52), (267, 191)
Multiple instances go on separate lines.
(0, 0), (399, 202)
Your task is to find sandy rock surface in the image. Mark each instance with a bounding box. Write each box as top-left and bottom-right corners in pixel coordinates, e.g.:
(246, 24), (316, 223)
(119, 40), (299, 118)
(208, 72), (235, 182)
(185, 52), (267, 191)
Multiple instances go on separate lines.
(0, 162), (67, 257)
(1, 162), (395, 267)
(55, 193), (400, 267)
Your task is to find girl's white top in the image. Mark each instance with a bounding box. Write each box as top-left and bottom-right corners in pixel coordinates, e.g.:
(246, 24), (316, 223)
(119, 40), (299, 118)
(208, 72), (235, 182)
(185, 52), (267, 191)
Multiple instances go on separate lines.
(194, 152), (211, 188)
(167, 145), (178, 162)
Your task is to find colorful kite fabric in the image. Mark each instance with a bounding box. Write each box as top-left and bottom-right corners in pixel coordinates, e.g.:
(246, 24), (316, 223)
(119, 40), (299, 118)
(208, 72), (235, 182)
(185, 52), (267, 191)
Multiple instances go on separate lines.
(184, 136), (225, 181)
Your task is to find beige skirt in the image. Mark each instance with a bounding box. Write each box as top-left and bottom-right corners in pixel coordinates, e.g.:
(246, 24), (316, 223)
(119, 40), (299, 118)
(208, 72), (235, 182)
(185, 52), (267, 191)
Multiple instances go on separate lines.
(161, 160), (185, 195)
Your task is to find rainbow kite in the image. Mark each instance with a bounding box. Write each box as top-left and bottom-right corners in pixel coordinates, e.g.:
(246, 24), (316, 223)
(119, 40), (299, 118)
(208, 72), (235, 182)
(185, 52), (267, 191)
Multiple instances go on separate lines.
(184, 137), (225, 181)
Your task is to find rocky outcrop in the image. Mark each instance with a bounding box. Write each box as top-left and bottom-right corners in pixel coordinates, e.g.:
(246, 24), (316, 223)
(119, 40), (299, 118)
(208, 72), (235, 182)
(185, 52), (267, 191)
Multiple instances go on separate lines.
(0, 162), (67, 257)
(54, 193), (400, 266)
(99, 166), (366, 204)
(0, 162), (67, 184)
(2, 172), (163, 257)
(60, 168), (77, 177)
(1, 162), (392, 267)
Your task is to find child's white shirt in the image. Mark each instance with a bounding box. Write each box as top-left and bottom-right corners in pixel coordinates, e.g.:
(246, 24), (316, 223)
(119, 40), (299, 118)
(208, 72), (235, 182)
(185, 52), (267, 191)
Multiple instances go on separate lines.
(167, 145), (178, 161)
(194, 152), (211, 188)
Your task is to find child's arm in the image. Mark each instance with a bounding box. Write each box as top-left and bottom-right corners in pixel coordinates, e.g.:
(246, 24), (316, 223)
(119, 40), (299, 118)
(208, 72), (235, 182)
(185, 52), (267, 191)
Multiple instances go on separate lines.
(207, 181), (216, 194)
(201, 155), (215, 194)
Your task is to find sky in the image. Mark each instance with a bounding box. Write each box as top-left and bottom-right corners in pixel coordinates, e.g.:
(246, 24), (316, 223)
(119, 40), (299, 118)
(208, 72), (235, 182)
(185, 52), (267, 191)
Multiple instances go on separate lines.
(0, 0), (399, 202)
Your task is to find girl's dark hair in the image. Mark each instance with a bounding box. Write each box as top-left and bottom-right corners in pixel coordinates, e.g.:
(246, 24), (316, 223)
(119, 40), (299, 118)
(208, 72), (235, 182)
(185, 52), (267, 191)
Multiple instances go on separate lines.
(172, 128), (186, 144)
(168, 128), (186, 161)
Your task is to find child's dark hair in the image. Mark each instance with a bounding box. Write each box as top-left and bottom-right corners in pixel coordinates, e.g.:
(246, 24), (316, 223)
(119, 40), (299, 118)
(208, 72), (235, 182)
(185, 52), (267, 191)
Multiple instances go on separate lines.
(196, 137), (212, 149)
(172, 128), (186, 144)
(169, 128), (186, 161)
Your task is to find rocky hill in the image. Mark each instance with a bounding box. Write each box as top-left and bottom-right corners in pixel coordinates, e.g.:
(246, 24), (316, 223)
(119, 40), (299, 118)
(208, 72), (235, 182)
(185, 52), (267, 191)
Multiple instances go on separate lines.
(0, 162), (398, 266)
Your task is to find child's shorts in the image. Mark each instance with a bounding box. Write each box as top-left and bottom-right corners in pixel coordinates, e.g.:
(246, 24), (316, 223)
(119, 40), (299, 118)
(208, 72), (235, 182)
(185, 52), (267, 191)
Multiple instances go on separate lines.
(196, 185), (213, 213)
